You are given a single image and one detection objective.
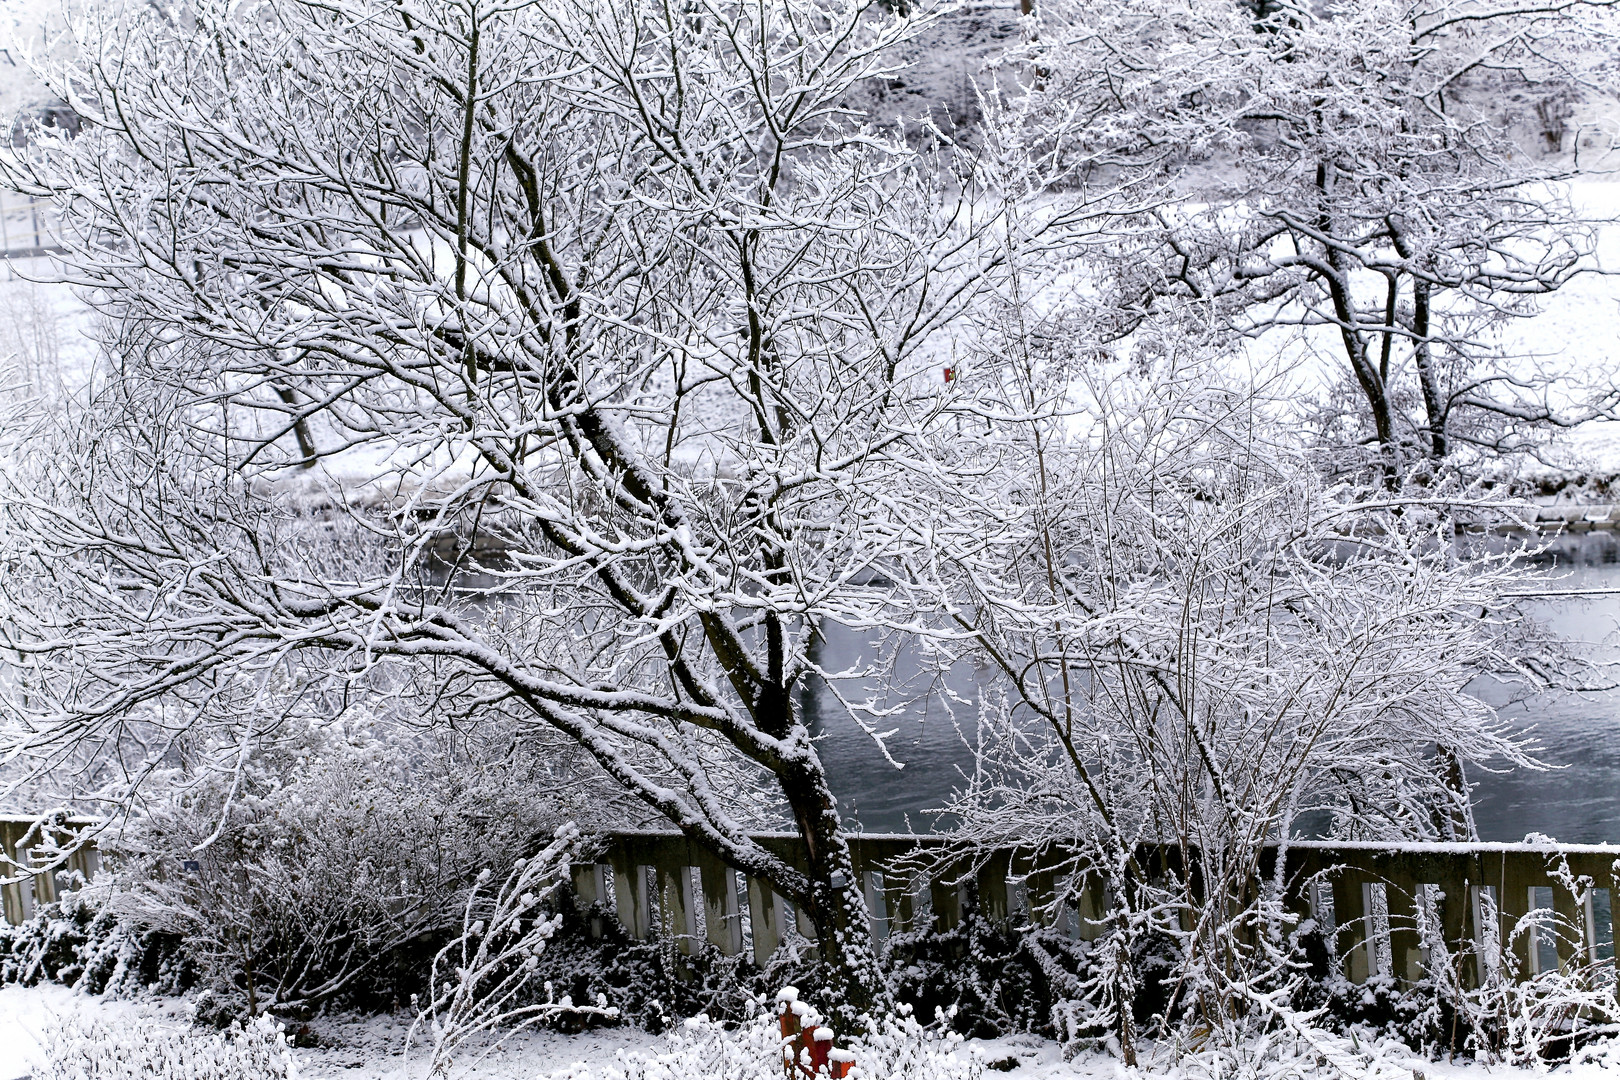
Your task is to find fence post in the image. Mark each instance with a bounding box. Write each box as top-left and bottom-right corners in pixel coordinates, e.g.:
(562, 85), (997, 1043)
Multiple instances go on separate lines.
(1496, 853), (1540, 980)
(656, 858), (697, 954)
(610, 852), (652, 940)
(1025, 865), (1057, 929)
(747, 875), (783, 964)
(1552, 875), (1587, 972)
(1434, 856), (1480, 990)
(1077, 872), (1107, 942)
(694, 850), (743, 956)
(881, 868), (915, 935)
(929, 873), (962, 931)
(1331, 866), (1372, 984)
(977, 851), (1011, 925)
(570, 862), (608, 938)
(0, 820), (27, 926)
(1384, 878), (1425, 985)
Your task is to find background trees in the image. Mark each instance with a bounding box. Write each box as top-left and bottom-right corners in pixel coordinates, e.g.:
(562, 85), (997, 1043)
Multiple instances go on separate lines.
(1006, 0), (1620, 479)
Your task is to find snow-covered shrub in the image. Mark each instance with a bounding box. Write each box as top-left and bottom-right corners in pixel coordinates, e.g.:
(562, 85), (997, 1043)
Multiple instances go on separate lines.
(0, 886), (189, 995)
(882, 891), (1058, 1039)
(37, 1013), (298, 1080)
(566, 997), (982, 1080)
(106, 711), (595, 1021)
(405, 825), (617, 1078)
(921, 349), (1560, 1064)
(1451, 921), (1620, 1065)
(529, 895), (772, 1032)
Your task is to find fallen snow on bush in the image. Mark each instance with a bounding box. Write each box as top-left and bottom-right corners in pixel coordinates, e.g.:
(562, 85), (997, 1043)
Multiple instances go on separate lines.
(549, 1001), (984, 1080)
(35, 1012), (298, 1080)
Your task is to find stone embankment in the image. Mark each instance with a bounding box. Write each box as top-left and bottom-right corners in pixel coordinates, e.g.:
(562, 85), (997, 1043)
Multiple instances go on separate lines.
(1520, 505), (1620, 533)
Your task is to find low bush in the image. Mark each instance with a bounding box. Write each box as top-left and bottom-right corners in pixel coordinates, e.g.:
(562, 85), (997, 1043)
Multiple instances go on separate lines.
(106, 713), (597, 1020)
(0, 888), (190, 996)
(36, 1013), (297, 1080)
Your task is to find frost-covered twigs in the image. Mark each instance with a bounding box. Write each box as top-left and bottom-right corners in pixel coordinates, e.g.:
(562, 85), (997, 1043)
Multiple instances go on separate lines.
(37, 1013), (299, 1080)
(916, 347), (1558, 1061)
(1003, 0), (1620, 475)
(0, 0), (1087, 1009)
(405, 823), (617, 1080)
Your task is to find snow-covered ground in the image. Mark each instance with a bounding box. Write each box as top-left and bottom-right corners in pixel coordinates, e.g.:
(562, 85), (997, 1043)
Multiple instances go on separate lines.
(4, 982), (1620, 1080)
(0, 982), (663, 1080)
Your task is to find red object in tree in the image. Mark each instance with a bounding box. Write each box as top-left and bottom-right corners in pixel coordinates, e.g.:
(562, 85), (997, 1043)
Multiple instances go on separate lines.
(943, 366), (955, 383)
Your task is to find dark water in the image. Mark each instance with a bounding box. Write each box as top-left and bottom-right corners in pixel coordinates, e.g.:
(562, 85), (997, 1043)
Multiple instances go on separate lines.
(815, 539), (1620, 843)
(1469, 546), (1620, 844)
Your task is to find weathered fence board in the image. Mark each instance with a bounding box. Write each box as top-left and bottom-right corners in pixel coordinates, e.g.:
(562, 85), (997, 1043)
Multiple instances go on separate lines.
(568, 833), (1620, 988)
(1, 816), (100, 925)
(5, 818), (1616, 992)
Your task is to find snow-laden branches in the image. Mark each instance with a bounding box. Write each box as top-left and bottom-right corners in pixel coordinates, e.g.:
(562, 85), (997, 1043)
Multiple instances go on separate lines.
(899, 325), (1566, 1063)
(405, 824), (618, 1080)
(1000, 0), (1620, 477)
(0, 0), (1117, 1007)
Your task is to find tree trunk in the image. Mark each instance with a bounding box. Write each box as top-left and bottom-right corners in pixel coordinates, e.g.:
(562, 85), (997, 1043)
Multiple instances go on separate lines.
(773, 721), (888, 1019)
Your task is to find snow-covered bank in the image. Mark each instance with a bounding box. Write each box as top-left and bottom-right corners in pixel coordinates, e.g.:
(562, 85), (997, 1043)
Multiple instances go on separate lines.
(0, 982), (657, 1080)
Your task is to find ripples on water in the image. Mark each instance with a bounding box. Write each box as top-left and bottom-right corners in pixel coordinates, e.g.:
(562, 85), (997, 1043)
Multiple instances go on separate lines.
(814, 534), (1620, 842)
(1471, 534), (1620, 843)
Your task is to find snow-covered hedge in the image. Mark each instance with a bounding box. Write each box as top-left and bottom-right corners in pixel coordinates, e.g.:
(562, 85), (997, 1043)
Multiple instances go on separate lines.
(106, 711), (593, 1020)
(35, 1013), (299, 1080)
(0, 888), (188, 997)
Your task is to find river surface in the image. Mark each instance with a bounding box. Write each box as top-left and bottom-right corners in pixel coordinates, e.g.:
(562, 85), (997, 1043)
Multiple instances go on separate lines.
(813, 535), (1620, 843)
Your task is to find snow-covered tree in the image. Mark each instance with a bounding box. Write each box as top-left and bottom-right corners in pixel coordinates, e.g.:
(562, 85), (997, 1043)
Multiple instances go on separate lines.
(906, 318), (1558, 1060)
(1002, 0), (1620, 479)
(0, 0), (1106, 1011)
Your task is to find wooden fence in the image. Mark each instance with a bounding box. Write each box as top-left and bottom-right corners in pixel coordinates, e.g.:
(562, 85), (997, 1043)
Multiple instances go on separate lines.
(6, 823), (1617, 990)
(573, 833), (1620, 987)
(0, 192), (60, 260)
(0, 815), (100, 925)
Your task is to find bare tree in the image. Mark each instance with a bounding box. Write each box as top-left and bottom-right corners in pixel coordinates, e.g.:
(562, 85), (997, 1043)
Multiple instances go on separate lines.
(906, 317), (1558, 1062)
(0, 0), (1100, 1010)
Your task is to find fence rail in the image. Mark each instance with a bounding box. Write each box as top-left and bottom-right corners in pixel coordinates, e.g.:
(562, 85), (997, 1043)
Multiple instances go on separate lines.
(573, 832), (1620, 988)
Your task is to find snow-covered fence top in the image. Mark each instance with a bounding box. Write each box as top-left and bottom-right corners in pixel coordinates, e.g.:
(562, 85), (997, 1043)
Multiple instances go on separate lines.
(0, 191), (59, 259)
(576, 832), (1620, 990)
(0, 814), (99, 925)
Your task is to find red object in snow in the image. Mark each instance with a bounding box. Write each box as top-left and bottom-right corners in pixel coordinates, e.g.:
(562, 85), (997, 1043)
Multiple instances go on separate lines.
(775, 986), (856, 1079)
(943, 366), (955, 383)
(808, 1028), (834, 1073)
